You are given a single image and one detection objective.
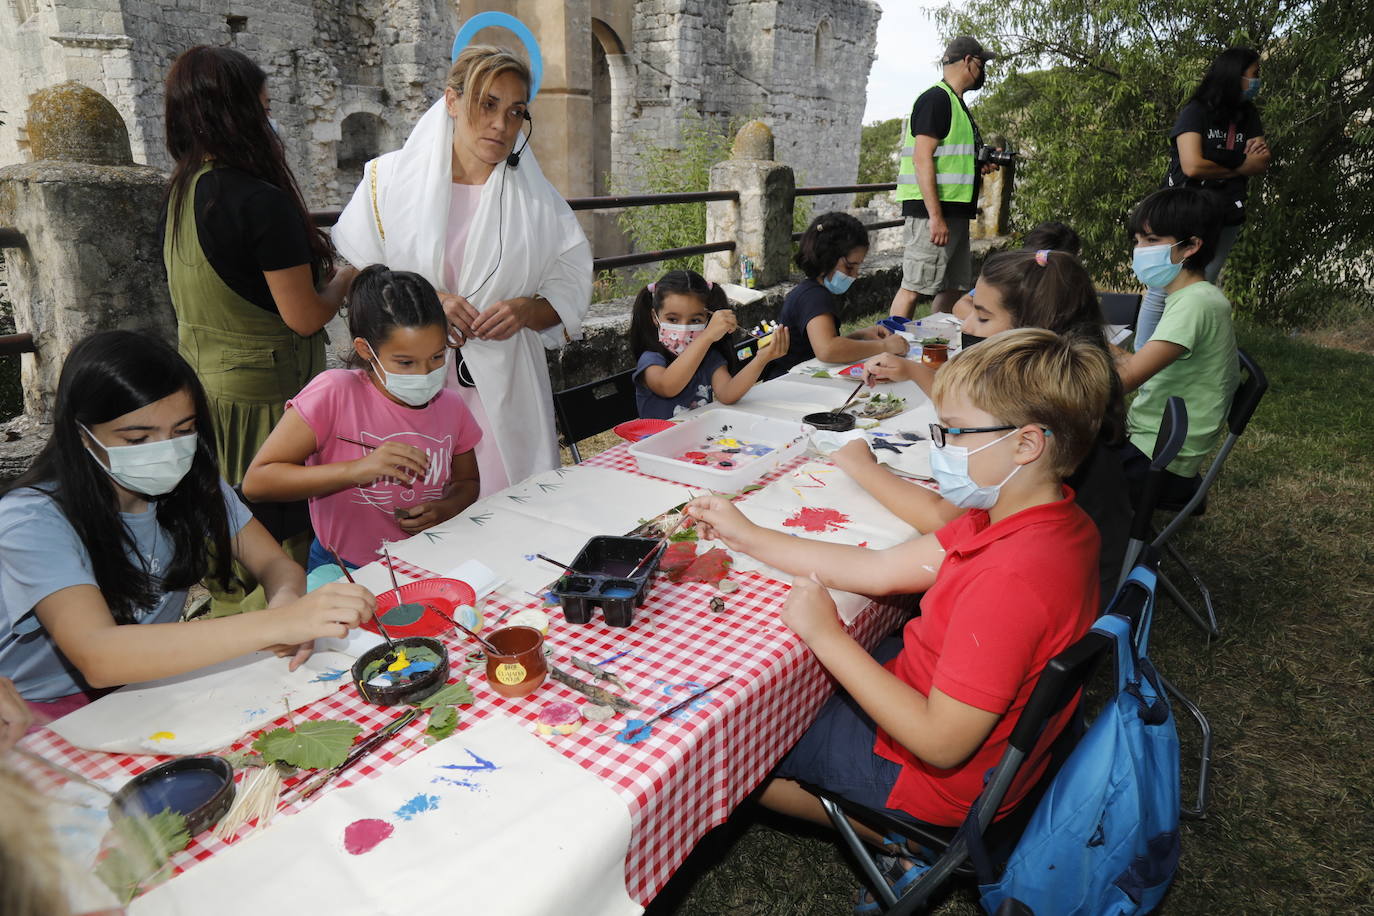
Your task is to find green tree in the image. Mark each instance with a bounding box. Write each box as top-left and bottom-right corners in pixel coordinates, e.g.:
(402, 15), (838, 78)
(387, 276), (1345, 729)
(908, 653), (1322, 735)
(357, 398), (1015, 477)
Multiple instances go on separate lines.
(608, 113), (813, 292)
(856, 117), (903, 206)
(942, 0), (1374, 324)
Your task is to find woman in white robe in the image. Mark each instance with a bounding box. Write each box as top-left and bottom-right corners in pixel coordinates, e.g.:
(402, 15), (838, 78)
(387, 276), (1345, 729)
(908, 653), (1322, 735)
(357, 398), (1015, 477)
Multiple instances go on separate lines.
(332, 45), (591, 495)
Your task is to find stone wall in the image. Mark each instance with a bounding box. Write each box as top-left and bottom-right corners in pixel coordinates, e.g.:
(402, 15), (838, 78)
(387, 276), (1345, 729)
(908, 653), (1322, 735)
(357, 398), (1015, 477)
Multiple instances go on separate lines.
(0, 0), (453, 207)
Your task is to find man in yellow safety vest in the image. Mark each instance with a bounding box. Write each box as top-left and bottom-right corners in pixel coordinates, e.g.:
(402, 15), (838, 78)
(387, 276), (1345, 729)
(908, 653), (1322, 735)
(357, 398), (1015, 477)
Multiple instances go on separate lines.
(891, 36), (1001, 318)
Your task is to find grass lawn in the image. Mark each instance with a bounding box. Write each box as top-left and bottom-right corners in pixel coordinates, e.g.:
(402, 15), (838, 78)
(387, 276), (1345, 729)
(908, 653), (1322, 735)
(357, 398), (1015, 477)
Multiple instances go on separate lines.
(621, 318), (1374, 914)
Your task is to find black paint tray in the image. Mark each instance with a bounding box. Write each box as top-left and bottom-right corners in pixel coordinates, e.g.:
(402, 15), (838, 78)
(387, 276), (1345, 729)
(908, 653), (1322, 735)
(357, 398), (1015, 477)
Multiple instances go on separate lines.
(553, 536), (663, 627)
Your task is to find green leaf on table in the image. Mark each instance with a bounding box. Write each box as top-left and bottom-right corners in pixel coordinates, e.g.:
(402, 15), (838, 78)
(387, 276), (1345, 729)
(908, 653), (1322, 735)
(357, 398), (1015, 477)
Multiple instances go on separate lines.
(811, 370), (831, 378)
(95, 809), (190, 904)
(425, 705), (458, 741)
(668, 527), (699, 542)
(221, 750), (264, 769)
(252, 719), (362, 770)
(414, 680), (474, 710)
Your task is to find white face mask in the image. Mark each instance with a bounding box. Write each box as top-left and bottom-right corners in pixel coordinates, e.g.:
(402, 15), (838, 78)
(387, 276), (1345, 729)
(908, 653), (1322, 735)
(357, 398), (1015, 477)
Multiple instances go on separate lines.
(657, 321), (707, 356)
(929, 429), (1020, 509)
(367, 345), (446, 407)
(80, 423), (198, 497)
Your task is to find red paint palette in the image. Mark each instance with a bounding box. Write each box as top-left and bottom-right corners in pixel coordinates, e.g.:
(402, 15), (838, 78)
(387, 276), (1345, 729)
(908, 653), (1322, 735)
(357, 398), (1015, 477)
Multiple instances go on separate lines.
(613, 418), (675, 442)
(367, 578), (477, 638)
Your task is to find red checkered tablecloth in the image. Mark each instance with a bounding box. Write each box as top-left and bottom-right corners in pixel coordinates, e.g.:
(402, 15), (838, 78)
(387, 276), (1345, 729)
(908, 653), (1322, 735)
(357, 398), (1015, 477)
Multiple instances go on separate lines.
(20, 443), (913, 906)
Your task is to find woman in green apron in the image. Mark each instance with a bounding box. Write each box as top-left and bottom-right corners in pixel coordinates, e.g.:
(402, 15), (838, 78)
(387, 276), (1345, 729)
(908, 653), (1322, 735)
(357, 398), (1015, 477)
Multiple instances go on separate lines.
(163, 46), (356, 612)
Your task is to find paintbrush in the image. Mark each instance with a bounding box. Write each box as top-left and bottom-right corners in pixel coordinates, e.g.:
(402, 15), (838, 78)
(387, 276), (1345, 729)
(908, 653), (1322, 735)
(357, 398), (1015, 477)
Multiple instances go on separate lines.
(330, 545), (395, 649)
(837, 378), (866, 413)
(442, 614), (503, 657)
(617, 674), (733, 743)
(535, 554), (582, 577)
(628, 513), (689, 579)
(11, 746), (114, 797)
(294, 708), (420, 801)
(336, 435), (375, 450)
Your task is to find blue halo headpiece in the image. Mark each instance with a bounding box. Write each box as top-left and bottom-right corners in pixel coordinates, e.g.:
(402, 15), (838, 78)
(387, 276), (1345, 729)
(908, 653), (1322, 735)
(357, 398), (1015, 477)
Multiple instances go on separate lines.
(451, 12), (544, 102)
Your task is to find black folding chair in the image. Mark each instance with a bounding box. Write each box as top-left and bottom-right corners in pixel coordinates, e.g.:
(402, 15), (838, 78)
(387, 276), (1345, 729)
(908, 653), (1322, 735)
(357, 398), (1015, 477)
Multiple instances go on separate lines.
(810, 624), (1121, 913)
(1147, 350), (1269, 639)
(1117, 396), (1213, 819)
(551, 369), (638, 463)
(1099, 292), (1143, 329)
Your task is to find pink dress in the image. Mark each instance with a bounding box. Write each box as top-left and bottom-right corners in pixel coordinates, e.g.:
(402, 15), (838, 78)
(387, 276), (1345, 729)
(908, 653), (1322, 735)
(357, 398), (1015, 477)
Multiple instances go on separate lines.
(442, 181), (511, 496)
(289, 369), (483, 566)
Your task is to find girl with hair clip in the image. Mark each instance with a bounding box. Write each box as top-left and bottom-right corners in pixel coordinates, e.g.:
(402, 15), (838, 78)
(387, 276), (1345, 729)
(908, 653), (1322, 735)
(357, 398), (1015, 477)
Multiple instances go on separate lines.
(768, 212), (907, 377)
(842, 248), (1131, 606)
(629, 269), (790, 419)
(243, 266), (482, 572)
(0, 332), (375, 713)
(333, 44), (592, 496)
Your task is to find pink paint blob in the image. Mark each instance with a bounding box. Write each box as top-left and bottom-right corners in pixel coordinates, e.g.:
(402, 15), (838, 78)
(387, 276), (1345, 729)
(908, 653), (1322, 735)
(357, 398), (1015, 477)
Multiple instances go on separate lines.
(783, 506), (851, 533)
(343, 818), (395, 855)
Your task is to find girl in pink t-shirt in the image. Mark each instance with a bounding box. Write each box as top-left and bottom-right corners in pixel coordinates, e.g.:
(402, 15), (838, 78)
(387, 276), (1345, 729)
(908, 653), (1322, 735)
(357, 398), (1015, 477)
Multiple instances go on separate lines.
(243, 266), (482, 569)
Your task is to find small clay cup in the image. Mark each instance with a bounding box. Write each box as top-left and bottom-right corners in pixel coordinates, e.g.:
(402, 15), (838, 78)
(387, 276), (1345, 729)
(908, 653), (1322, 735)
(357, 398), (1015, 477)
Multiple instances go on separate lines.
(920, 343), (950, 367)
(484, 625), (548, 699)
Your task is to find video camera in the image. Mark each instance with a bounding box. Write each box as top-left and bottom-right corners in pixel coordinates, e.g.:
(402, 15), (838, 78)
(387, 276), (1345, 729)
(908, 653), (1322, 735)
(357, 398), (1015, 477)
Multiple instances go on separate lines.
(976, 145), (1016, 167)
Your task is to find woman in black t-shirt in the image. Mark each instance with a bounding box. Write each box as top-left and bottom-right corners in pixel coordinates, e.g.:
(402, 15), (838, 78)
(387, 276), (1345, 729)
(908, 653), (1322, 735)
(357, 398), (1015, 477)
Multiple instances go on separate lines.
(1137, 47), (1271, 343)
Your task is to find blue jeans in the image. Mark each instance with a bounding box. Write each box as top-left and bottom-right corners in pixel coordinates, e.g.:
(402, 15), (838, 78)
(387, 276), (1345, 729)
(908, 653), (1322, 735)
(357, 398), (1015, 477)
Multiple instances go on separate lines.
(306, 538), (360, 574)
(1135, 223), (1241, 347)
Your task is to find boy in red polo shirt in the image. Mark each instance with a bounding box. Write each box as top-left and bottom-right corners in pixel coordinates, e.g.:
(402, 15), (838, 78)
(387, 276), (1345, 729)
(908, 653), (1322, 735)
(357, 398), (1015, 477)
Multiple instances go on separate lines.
(688, 328), (1114, 901)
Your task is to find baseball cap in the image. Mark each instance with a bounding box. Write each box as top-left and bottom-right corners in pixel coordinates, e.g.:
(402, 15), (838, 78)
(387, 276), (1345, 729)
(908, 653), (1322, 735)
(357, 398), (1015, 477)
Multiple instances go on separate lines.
(942, 36), (998, 64)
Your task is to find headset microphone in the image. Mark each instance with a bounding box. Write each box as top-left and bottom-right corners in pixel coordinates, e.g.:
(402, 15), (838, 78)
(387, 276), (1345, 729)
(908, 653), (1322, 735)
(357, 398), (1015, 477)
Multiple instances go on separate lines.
(506, 109), (534, 168)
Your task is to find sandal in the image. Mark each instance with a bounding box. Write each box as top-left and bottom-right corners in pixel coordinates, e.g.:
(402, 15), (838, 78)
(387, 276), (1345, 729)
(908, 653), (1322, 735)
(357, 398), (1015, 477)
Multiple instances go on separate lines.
(852, 854), (931, 915)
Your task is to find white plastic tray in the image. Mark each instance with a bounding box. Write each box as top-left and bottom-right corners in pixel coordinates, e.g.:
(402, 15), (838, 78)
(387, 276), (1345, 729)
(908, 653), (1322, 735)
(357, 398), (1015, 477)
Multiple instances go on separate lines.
(628, 408), (811, 490)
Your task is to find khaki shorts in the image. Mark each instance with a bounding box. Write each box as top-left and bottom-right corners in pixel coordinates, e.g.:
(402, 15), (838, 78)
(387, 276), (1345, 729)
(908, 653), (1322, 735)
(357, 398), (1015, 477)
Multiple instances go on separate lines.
(901, 215), (973, 295)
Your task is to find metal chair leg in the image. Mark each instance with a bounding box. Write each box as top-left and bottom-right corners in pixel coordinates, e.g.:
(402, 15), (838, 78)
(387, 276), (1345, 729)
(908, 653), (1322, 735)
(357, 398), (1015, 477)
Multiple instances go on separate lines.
(820, 796), (899, 909)
(1158, 672), (1212, 819)
(568, 440), (583, 464)
(1158, 548), (1219, 638)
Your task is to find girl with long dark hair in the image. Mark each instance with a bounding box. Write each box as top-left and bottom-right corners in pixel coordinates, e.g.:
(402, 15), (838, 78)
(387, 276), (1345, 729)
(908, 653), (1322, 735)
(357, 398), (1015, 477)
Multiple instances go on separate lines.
(0, 332), (374, 712)
(1137, 46), (1271, 343)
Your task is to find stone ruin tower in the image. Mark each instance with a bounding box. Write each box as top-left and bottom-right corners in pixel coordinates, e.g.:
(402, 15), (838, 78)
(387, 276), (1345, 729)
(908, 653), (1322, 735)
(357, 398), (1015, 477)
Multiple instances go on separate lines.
(1, 1), (879, 244)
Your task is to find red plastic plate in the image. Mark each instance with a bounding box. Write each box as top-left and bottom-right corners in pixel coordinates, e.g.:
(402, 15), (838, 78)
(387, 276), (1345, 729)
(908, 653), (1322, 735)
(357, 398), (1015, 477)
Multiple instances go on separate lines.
(613, 418), (675, 442)
(366, 577), (477, 638)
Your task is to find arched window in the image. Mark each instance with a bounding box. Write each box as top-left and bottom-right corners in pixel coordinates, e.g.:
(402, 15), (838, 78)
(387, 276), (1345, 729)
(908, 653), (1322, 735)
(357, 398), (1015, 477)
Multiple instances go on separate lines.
(337, 112), (383, 193)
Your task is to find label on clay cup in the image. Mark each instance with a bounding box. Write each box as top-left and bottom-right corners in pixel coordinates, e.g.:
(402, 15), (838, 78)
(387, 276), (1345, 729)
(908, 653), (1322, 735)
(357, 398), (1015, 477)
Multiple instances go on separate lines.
(495, 662), (528, 686)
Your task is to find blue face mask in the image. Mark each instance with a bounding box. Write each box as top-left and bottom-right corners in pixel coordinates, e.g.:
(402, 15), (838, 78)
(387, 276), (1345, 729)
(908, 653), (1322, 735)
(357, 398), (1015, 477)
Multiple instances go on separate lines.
(929, 429), (1020, 510)
(1242, 77), (1260, 101)
(823, 269), (855, 295)
(1132, 241), (1185, 289)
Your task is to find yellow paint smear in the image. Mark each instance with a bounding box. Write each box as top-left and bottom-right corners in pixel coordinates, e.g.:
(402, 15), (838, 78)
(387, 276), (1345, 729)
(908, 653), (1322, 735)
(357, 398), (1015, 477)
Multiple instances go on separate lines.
(148, 731), (176, 742)
(386, 649), (410, 672)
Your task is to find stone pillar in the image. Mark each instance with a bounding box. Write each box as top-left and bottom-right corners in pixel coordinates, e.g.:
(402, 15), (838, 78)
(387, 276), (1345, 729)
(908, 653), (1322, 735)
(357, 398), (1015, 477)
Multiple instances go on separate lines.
(704, 121), (796, 289)
(0, 82), (175, 421)
(972, 134), (1015, 240)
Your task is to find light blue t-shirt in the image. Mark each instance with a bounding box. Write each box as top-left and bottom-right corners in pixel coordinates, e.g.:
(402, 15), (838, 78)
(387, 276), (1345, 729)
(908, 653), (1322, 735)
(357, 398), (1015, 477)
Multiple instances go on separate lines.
(0, 479), (252, 701)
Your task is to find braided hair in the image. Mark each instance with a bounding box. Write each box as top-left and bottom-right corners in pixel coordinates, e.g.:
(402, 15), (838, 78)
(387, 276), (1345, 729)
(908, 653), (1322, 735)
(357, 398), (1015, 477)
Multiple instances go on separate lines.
(342, 265), (448, 367)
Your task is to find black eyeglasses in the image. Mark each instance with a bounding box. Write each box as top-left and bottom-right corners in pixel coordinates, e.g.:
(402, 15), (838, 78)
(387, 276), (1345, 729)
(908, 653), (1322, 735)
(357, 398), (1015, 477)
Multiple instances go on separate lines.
(928, 423), (1016, 449)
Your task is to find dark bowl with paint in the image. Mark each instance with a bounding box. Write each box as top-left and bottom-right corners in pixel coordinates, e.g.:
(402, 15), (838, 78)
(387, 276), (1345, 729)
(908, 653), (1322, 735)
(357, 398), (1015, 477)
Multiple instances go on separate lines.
(109, 755), (235, 836)
(803, 411), (856, 432)
(351, 636), (450, 707)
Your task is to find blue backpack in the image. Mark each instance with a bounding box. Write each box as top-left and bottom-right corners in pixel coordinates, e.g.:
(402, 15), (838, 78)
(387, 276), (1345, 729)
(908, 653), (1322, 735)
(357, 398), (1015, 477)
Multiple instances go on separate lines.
(976, 567), (1182, 915)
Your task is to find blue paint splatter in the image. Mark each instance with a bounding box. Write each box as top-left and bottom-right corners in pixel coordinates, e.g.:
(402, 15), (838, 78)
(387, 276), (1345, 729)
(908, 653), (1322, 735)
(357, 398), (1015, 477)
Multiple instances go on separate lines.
(310, 668), (347, 683)
(393, 793), (441, 821)
(243, 707), (268, 721)
(431, 776), (482, 791)
(439, 749), (498, 773)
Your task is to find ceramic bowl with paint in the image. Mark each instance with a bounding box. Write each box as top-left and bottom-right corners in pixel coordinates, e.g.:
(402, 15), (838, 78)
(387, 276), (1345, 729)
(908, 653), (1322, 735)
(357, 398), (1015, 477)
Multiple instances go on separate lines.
(369, 577), (479, 639)
(552, 536), (661, 627)
(803, 411), (857, 432)
(483, 625), (548, 699)
(110, 755), (235, 836)
(352, 636), (451, 706)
